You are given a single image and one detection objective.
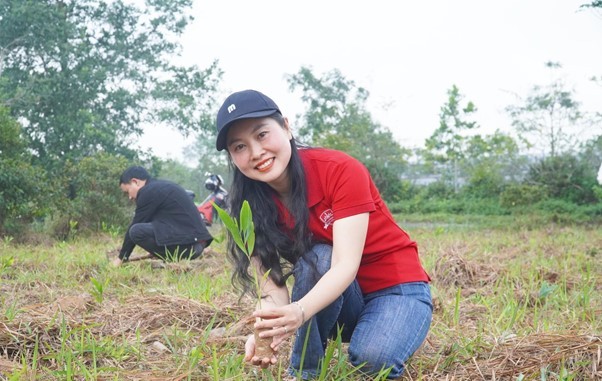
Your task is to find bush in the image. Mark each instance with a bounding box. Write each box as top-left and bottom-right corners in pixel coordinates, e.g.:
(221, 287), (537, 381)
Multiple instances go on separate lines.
(389, 196), (507, 216)
(463, 165), (504, 199)
(500, 184), (548, 209)
(51, 153), (132, 238)
(0, 159), (48, 236)
(527, 154), (598, 204)
(0, 107), (49, 237)
(527, 199), (602, 224)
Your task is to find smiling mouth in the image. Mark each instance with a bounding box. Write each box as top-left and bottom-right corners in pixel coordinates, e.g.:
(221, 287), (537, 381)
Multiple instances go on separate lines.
(256, 158), (274, 172)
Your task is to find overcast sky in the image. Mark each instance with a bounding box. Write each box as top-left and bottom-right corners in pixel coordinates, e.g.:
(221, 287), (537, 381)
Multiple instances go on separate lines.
(138, 0), (602, 162)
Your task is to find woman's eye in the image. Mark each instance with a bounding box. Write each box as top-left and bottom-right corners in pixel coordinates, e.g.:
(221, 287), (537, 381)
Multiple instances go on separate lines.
(258, 131), (268, 139)
(233, 144), (245, 152)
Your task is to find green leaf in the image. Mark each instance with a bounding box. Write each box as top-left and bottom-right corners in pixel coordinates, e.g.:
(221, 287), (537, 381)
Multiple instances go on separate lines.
(239, 201), (256, 255)
(90, 277), (102, 293)
(240, 200), (252, 238)
(212, 201), (245, 254)
(247, 221), (255, 255)
(538, 281), (557, 299)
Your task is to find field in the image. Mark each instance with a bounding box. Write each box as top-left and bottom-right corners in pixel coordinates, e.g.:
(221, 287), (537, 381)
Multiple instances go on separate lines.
(0, 217), (601, 380)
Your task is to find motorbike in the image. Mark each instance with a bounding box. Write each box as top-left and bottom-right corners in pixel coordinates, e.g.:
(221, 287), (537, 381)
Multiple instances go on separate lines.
(196, 174), (229, 226)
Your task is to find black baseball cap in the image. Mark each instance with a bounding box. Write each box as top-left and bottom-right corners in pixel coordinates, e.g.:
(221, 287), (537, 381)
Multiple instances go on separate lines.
(215, 89), (281, 151)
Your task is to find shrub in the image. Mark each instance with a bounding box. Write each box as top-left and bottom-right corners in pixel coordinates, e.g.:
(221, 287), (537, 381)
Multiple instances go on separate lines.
(527, 154), (598, 204)
(51, 153), (132, 238)
(463, 165), (504, 199)
(0, 107), (48, 236)
(500, 184), (548, 209)
(0, 159), (48, 236)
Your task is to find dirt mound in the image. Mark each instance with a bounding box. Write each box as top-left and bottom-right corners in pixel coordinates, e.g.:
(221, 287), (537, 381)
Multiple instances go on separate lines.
(431, 250), (499, 290)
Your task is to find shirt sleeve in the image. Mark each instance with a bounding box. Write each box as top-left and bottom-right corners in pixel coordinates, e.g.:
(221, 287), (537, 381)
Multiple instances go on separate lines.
(118, 231), (136, 260)
(326, 155), (376, 220)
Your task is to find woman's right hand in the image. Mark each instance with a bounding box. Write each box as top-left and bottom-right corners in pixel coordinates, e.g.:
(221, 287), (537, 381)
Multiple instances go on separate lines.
(244, 334), (277, 368)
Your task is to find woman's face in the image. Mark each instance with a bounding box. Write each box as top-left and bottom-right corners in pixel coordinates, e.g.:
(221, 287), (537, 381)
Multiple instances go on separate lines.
(226, 117), (293, 195)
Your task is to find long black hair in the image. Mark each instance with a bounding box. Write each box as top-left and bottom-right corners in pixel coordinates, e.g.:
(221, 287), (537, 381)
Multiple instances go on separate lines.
(226, 113), (312, 297)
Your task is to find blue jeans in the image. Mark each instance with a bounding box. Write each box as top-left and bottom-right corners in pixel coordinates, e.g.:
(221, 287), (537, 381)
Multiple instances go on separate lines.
(289, 244), (432, 379)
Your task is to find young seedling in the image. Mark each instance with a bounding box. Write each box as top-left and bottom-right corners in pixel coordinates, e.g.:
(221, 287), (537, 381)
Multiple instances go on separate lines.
(90, 277), (109, 304)
(213, 200), (274, 358)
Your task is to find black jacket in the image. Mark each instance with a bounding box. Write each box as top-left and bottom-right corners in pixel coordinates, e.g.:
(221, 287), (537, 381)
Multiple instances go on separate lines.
(119, 179), (213, 260)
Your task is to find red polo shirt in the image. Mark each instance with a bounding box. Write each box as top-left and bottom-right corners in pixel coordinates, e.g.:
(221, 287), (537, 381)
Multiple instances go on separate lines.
(279, 148), (430, 294)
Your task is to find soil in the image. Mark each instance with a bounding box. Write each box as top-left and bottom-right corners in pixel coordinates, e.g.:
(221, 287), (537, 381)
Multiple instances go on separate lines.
(254, 326), (276, 358)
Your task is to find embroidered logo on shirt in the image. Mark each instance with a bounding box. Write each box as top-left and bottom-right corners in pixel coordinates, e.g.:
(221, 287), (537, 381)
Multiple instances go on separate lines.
(319, 209), (334, 229)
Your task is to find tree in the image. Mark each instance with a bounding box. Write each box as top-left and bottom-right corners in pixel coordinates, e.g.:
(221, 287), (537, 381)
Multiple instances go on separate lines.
(286, 67), (368, 144)
(158, 158), (204, 199)
(505, 62), (588, 159)
(424, 85), (479, 192)
(579, 135), (602, 197)
(0, 0), (221, 173)
(190, 129), (230, 188)
(580, 1), (602, 9)
(0, 106), (47, 236)
(56, 152), (132, 238)
(286, 67), (410, 201)
(462, 130), (522, 198)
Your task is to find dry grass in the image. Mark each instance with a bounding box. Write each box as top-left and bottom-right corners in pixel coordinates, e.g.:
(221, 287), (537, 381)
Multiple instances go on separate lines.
(1, 224), (601, 380)
(408, 333), (602, 380)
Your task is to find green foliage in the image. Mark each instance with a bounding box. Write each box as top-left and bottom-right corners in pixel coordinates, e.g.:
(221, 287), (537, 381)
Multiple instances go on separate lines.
(505, 62), (589, 158)
(593, 185), (602, 201)
(0, 0), (221, 174)
(533, 199), (602, 224)
(462, 164), (505, 199)
(214, 200), (270, 304)
(390, 196), (508, 216)
(0, 158), (48, 236)
(90, 277), (109, 304)
(463, 130), (524, 185)
(0, 106), (26, 156)
(499, 184), (548, 209)
(51, 152), (132, 238)
(157, 159), (204, 198)
(532, 199), (581, 215)
(287, 67), (368, 143)
(527, 154), (598, 204)
(581, 1), (602, 8)
(424, 85), (479, 192)
(419, 181), (456, 201)
(0, 107), (48, 236)
(0, 255), (14, 275)
(191, 129), (230, 184)
(214, 200), (255, 257)
(287, 67), (409, 201)
(363, 161), (407, 203)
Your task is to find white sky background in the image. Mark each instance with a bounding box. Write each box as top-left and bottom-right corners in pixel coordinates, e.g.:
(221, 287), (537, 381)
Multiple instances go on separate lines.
(138, 0), (602, 162)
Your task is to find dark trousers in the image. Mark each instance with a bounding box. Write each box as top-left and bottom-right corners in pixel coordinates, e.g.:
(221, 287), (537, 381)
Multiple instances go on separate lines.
(129, 223), (205, 260)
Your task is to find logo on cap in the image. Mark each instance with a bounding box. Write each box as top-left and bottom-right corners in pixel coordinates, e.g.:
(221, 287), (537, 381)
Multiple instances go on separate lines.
(227, 104), (236, 113)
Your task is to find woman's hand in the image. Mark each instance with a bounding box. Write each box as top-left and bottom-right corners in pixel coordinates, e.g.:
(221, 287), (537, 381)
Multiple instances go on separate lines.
(244, 333), (277, 368)
(252, 302), (305, 349)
